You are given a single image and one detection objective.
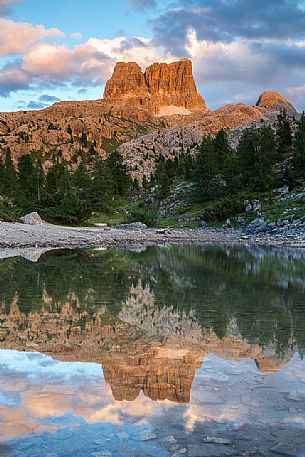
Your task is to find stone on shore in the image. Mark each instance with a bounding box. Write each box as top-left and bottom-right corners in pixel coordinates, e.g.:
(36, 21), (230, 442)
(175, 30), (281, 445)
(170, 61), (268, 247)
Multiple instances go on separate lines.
(21, 212), (45, 225)
(116, 222), (148, 231)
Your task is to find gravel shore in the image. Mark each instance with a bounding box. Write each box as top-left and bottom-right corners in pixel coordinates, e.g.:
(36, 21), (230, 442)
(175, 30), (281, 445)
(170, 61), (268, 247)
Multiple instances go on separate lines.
(0, 222), (304, 256)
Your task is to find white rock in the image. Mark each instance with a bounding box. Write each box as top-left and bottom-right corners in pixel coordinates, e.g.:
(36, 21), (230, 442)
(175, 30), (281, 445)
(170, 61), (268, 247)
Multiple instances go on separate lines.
(21, 212), (44, 225)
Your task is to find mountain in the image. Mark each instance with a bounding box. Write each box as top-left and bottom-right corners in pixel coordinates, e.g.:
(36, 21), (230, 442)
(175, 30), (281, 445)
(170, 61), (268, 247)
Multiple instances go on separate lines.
(0, 58), (297, 174)
(104, 58), (206, 115)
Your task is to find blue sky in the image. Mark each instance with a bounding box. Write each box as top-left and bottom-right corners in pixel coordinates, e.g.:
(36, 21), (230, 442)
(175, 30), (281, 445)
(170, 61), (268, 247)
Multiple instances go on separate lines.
(1, 0), (305, 112)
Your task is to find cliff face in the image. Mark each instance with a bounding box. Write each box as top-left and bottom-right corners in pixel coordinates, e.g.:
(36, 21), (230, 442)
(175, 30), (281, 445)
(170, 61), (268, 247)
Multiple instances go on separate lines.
(103, 58), (206, 115)
(103, 62), (148, 98)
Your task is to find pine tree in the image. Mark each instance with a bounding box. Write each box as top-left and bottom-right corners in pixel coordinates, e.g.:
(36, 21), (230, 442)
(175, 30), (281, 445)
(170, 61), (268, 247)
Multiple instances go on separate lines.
(293, 112), (305, 177)
(91, 158), (114, 211)
(194, 136), (218, 200)
(2, 147), (17, 199)
(223, 154), (241, 194)
(214, 129), (231, 170)
(276, 110), (292, 158)
(105, 151), (130, 196)
(237, 126), (276, 191)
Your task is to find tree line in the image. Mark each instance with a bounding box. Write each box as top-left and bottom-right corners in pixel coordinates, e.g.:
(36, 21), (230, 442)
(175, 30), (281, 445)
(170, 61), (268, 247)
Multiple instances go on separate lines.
(0, 149), (130, 223)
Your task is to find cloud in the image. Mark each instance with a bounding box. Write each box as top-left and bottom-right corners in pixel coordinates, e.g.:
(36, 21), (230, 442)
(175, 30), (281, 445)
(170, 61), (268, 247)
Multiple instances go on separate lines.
(146, 1), (305, 109)
(0, 35), (175, 97)
(71, 32), (82, 40)
(0, 0), (21, 16)
(17, 94), (61, 110)
(128, 0), (156, 10)
(26, 100), (48, 110)
(0, 18), (64, 56)
(0, 60), (31, 96)
(151, 0), (305, 54)
(39, 94), (60, 102)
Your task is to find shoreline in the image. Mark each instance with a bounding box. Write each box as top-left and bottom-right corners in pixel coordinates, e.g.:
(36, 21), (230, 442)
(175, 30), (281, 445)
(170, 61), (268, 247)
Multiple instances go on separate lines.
(0, 222), (304, 255)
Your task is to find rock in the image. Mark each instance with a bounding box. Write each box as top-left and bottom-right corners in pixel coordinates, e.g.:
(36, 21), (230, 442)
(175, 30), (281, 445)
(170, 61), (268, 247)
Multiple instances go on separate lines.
(171, 449), (187, 456)
(256, 91), (297, 116)
(270, 443), (297, 456)
(104, 62), (148, 100)
(115, 222), (147, 231)
(162, 436), (177, 444)
(135, 429), (157, 441)
(104, 58), (206, 115)
(204, 437), (231, 445)
(21, 212), (45, 225)
(222, 218), (232, 229)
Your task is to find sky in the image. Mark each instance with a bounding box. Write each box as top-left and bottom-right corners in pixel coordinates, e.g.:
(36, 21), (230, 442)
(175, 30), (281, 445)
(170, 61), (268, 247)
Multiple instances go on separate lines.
(1, 0), (305, 112)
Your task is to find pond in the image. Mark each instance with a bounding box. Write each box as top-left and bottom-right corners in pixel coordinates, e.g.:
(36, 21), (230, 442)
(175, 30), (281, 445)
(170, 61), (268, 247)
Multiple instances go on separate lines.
(0, 244), (305, 457)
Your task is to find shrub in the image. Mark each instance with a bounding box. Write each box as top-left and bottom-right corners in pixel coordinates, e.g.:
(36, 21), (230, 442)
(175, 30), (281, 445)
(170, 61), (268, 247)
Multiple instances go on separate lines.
(126, 206), (158, 227)
(0, 197), (19, 222)
(200, 196), (245, 222)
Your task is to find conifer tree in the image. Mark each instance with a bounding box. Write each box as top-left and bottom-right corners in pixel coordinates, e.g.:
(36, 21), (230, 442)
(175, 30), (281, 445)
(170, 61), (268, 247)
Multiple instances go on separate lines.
(214, 129), (231, 170)
(276, 110), (292, 158)
(293, 112), (305, 177)
(194, 136), (218, 199)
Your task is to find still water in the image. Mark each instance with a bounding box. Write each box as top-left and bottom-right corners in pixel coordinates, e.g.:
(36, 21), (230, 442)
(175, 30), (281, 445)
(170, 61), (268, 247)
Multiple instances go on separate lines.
(0, 244), (305, 457)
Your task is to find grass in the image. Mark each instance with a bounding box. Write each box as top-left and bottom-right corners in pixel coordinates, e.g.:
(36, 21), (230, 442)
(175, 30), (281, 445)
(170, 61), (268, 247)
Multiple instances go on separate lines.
(86, 197), (138, 226)
(261, 194), (305, 222)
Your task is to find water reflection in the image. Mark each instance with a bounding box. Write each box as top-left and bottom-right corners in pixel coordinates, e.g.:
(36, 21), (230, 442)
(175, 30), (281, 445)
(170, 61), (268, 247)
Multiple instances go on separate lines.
(0, 245), (305, 456)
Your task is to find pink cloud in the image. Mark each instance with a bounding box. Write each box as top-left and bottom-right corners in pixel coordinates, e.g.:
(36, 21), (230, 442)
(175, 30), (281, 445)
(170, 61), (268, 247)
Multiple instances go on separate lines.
(0, 18), (64, 55)
(0, 34), (176, 96)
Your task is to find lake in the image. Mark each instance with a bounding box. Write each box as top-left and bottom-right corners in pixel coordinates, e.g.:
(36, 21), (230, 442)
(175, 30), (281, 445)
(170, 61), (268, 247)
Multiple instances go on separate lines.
(0, 244), (305, 457)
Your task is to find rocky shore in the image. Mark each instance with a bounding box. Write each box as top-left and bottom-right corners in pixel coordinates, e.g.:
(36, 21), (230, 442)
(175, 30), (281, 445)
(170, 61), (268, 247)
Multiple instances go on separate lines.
(0, 221), (304, 256)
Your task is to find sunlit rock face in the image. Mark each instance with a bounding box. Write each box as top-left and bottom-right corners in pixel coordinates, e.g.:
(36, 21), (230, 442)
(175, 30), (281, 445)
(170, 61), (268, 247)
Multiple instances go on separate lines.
(102, 344), (202, 403)
(103, 58), (206, 115)
(256, 91), (297, 116)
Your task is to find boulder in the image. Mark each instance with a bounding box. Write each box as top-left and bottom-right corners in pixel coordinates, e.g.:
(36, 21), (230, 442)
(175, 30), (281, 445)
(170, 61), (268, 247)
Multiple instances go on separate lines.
(21, 212), (45, 225)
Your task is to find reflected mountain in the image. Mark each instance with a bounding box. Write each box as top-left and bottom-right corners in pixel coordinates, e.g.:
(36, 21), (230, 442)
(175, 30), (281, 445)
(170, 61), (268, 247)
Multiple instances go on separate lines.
(0, 245), (304, 403)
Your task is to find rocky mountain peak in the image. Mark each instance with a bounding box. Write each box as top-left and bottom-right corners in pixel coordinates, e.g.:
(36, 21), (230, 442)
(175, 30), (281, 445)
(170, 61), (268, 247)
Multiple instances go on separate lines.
(104, 61), (148, 98)
(103, 58), (206, 115)
(256, 91), (297, 115)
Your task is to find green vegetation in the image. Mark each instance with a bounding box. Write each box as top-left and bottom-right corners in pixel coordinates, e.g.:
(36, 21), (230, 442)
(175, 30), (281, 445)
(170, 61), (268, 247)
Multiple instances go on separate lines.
(0, 111), (304, 227)
(140, 111), (305, 226)
(0, 147), (131, 224)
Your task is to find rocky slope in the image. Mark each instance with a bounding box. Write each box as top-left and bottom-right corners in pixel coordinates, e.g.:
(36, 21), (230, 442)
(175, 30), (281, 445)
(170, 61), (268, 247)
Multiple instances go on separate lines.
(0, 100), (161, 164)
(119, 96), (297, 182)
